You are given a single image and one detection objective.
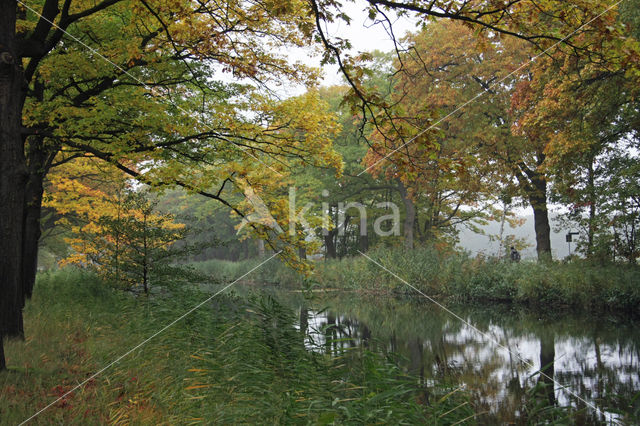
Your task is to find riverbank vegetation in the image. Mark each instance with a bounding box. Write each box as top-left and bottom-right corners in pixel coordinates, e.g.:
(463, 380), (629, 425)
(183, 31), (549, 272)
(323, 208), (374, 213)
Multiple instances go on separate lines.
(1, 270), (475, 424)
(192, 246), (640, 313)
(5, 269), (635, 423)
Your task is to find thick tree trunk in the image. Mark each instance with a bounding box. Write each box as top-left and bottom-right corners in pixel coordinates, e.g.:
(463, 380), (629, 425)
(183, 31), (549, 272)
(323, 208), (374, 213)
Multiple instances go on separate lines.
(0, 333), (5, 371)
(22, 139), (47, 300)
(528, 175), (552, 261)
(398, 181), (415, 250)
(1, 0), (28, 369)
(21, 176), (43, 298)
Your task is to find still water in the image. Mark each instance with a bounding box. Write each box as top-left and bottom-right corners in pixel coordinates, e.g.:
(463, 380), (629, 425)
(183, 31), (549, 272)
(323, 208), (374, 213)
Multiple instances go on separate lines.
(248, 286), (640, 424)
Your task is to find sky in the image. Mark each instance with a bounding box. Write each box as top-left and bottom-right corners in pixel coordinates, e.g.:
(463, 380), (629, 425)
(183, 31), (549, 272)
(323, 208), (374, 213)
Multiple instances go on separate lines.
(282, 0), (419, 91)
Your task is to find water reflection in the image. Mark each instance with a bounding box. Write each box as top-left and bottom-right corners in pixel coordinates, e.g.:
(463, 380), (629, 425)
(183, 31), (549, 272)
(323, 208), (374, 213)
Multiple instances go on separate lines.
(268, 290), (640, 424)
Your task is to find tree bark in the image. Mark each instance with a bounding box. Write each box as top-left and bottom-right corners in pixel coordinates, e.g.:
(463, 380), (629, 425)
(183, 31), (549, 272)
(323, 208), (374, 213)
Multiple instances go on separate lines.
(398, 181), (415, 250)
(324, 231), (337, 259)
(1, 0), (28, 369)
(0, 333), (5, 371)
(587, 159), (596, 257)
(22, 138), (48, 301)
(527, 173), (552, 261)
(497, 201), (508, 258)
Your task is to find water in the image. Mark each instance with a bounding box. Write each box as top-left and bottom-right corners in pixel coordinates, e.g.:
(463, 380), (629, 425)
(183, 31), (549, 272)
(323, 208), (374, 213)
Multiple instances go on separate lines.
(247, 286), (640, 424)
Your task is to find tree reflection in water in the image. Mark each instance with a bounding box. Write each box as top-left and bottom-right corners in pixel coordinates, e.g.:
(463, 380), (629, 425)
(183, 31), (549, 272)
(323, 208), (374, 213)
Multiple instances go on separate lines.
(274, 289), (640, 424)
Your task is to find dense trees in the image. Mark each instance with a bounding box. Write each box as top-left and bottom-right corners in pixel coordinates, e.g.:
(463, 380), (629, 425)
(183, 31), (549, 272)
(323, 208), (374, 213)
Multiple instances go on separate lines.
(364, 22), (522, 251)
(1, 0), (639, 370)
(1, 0), (339, 368)
(339, 1), (640, 261)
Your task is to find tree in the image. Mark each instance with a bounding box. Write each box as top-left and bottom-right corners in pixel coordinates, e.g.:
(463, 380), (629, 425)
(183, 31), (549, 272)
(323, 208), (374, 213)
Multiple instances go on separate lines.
(310, 83), (397, 257)
(43, 156), (192, 291)
(1, 0), (340, 369)
(554, 143), (640, 264)
(309, 1), (634, 259)
(509, 0), (640, 260)
(310, 0), (620, 140)
(362, 21), (530, 252)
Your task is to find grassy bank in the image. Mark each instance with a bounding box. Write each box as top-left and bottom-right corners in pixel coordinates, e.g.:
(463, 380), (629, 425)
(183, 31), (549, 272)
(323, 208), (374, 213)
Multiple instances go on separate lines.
(192, 247), (640, 313)
(1, 269), (473, 424)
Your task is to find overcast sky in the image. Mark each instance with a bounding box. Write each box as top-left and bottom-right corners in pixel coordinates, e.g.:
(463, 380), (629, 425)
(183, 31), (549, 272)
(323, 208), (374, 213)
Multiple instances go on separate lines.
(282, 0), (418, 91)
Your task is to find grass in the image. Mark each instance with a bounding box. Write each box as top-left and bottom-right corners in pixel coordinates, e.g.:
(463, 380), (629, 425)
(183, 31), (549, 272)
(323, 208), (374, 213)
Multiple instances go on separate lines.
(1, 269), (205, 424)
(1, 268), (474, 424)
(191, 246), (640, 313)
(190, 257), (302, 286)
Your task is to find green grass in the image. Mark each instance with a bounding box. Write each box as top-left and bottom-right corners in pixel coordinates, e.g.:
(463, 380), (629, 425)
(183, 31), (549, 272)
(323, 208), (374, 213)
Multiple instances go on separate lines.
(191, 246), (640, 313)
(1, 268), (474, 424)
(191, 256), (305, 288)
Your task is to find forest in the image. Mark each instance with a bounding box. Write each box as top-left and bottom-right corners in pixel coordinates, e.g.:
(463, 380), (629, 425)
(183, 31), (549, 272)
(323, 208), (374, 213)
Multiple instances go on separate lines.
(1, 0), (640, 423)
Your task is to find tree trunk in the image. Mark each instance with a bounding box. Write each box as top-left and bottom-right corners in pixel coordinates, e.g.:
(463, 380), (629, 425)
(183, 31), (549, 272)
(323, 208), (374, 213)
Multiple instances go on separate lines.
(528, 174), (552, 261)
(21, 175), (44, 299)
(0, 333), (5, 371)
(587, 159), (596, 257)
(324, 231), (337, 259)
(359, 233), (368, 253)
(497, 201), (508, 259)
(22, 138), (48, 301)
(398, 181), (415, 250)
(1, 1), (28, 369)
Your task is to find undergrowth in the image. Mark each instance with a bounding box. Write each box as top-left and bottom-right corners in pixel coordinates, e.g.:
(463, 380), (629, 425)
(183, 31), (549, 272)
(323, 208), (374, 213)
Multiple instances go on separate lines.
(192, 247), (640, 313)
(1, 268), (474, 424)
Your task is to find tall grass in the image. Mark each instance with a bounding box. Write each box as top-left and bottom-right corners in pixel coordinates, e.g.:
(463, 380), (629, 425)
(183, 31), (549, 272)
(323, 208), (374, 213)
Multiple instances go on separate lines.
(191, 246), (640, 313)
(345, 246), (640, 312)
(1, 268), (474, 424)
(1, 269), (208, 424)
(190, 257), (301, 286)
(185, 295), (474, 423)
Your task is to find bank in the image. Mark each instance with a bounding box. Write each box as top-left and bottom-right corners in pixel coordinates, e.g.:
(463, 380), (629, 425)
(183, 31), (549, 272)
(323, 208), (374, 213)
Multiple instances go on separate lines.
(192, 246), (640, 314)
